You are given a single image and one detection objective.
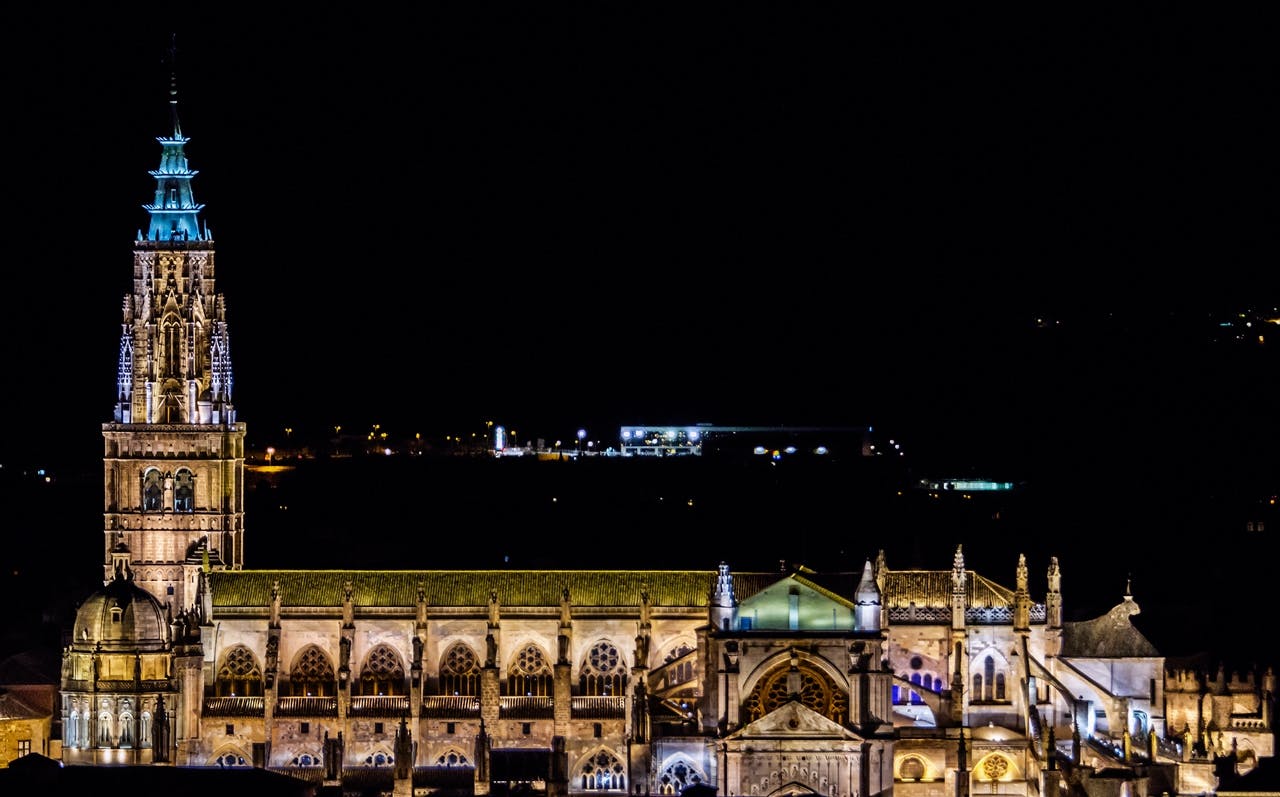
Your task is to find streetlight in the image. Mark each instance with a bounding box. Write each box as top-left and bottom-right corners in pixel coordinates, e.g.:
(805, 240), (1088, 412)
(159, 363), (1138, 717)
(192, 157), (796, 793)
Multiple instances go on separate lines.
(577, 428), (586, 459)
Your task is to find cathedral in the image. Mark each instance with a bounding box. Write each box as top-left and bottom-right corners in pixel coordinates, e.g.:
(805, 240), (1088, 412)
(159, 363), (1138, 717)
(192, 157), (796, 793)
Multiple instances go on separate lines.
(57, 73), (1275, 797)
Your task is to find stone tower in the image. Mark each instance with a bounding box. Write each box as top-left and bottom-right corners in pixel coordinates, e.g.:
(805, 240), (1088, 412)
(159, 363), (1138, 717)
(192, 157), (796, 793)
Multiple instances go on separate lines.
(100, 56), (245, 613)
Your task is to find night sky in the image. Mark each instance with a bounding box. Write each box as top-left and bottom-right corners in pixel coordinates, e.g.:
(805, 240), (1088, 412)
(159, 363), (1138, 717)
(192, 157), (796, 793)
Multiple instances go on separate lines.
(2, 8), (1277, 472)
(1, 8), (1278, 668)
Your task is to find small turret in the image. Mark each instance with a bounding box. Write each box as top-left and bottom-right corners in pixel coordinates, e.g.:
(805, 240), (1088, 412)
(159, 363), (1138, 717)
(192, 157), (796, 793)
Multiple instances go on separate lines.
(710, 562), (736, 631)
(854, 558), (881, 632)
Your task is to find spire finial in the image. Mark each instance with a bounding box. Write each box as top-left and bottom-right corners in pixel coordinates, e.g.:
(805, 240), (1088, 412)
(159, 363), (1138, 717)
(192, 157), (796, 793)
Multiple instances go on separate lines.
(167, 33), (182, 139)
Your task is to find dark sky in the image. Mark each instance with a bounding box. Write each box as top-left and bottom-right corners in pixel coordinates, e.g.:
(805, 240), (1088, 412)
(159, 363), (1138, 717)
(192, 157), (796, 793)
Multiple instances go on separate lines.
(2, 6), (1276, 466)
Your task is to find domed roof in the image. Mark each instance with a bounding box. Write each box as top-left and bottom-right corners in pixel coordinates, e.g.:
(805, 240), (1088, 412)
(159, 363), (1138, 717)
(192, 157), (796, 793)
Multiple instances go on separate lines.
(72, 565), (170, 653)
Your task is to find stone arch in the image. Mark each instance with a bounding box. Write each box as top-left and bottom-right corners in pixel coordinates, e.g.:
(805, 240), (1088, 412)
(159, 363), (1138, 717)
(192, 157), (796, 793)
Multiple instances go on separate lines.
(896, 753), (933, 780)
(432, 746), (472, 767)
(740, 649), (850, 724)
(655, 753), (708, 794)
(209, 744), (252, 767)
(361, 746), (397, 767)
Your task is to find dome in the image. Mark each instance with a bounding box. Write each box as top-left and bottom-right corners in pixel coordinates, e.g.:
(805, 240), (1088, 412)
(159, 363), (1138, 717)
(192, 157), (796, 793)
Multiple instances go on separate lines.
(71, 566), (170, 653)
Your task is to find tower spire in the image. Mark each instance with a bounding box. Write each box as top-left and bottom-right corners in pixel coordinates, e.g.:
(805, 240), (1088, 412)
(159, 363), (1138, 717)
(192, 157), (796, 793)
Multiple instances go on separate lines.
(168, 33), (182, 140)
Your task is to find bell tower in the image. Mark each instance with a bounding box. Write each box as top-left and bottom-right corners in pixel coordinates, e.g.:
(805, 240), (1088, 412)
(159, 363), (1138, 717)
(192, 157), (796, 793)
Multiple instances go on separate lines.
(101, 45), (245, 612)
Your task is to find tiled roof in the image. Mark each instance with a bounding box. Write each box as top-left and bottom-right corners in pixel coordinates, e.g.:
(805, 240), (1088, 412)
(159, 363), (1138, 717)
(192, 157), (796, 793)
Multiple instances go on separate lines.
(881, 570), (1016, 609)
(208, 568), (1018, 611)
(211, 570), (754, 609)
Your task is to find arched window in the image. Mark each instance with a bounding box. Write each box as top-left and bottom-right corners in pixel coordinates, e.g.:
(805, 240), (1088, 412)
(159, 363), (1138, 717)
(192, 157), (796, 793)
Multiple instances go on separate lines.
(657, 758), (704, 794)
(436, 749), (471, 767)
(580, 641), (627, 696)
(505, 644), (553, 697)
(581, 749), (626, 791)
(291, 753), (319, 767)
(439, 643), (480, 696)
(143, 469), (164, 512)
(97, 711), (113, 746)
(140, 711), (152, 748)
(995, 672), (1007, 701)
(972, 673), (984, 702)
(288, 645), (336, 696)
(163, 316), (182, 378)
(217, 645), (263, 697)
(743, 660), (848, 724)
(173, 468), (195, 512)
(217, 753), (248, 767)
(357, 644), (407, 696)
(68, 710), (80, 748)
(910, 672), (923, 704)
(119, 704), (134, 748)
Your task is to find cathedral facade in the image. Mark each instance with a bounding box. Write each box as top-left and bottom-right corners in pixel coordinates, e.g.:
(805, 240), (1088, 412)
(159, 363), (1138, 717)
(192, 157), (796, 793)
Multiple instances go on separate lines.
(59, 78), (1274, 797)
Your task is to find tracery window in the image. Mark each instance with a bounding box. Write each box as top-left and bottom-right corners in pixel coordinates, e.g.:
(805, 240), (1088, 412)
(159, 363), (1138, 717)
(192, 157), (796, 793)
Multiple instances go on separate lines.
(288, 645), (336, 696)
(505, 643), (553, 696)
(357, 644), (406, 696)
(742, 661), (848, 724)
(436, 749), (471, 766)
(174, 468), (195, 512)
(580, 641), (627, 696)
(140, 710), (152, 748)
(657, 758), (704, 794)
(439, 643), (480, 696)
(581, 749), (626, 791)
(143, 469), (163, 512)
(119, 706), (135, 747)
(979, 754), (1010, 781)
(216, 645), (263, 697)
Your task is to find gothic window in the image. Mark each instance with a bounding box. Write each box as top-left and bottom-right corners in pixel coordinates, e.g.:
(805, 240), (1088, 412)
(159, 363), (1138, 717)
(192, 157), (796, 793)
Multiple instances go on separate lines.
(657, 758), (705, 794)
(143, 469), (163, 512)
(97, 711), (113, 746)
(505, 643), (553, 697)
(580, 641), (628, 696)
(140, 711), (152, 748)
(217, 753), (247, 766)
(174, 468), (195, 512)
(119, 710), (135, 747)
(68, 710), (80, 748)
(910, 673), (923, 704)
(581, 749), (626, 791)
(291, 753), (319, 766)
(216, 645), (263, 697)
(985, 657), (996, 701)
(357, 644), (407, 696)
(439, 643), (480, 696)
(436, 749), (471, 767)
(995, 672), (1006, 701)
(288, 645), (337, 696)
(972, 673), (983, 702)
(163, 317), (181, 377)
(743, 661), (848, 724)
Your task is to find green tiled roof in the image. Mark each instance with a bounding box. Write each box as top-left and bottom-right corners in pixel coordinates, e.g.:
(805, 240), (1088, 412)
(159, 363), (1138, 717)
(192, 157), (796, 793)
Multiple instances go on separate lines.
(211, 570), (748, 609)
(882, 570), (1016, 609)
(206, 568), (1016, 611)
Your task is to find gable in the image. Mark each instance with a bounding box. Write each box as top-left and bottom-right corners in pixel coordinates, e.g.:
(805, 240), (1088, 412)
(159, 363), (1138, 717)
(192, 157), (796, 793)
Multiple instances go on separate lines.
(735, 576), (854, 632)
(726, 700), (862, 741)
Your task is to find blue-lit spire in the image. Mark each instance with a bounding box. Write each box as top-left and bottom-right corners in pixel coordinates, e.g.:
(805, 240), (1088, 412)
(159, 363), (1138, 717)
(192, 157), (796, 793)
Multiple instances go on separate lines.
(141, 35), (207, 243)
